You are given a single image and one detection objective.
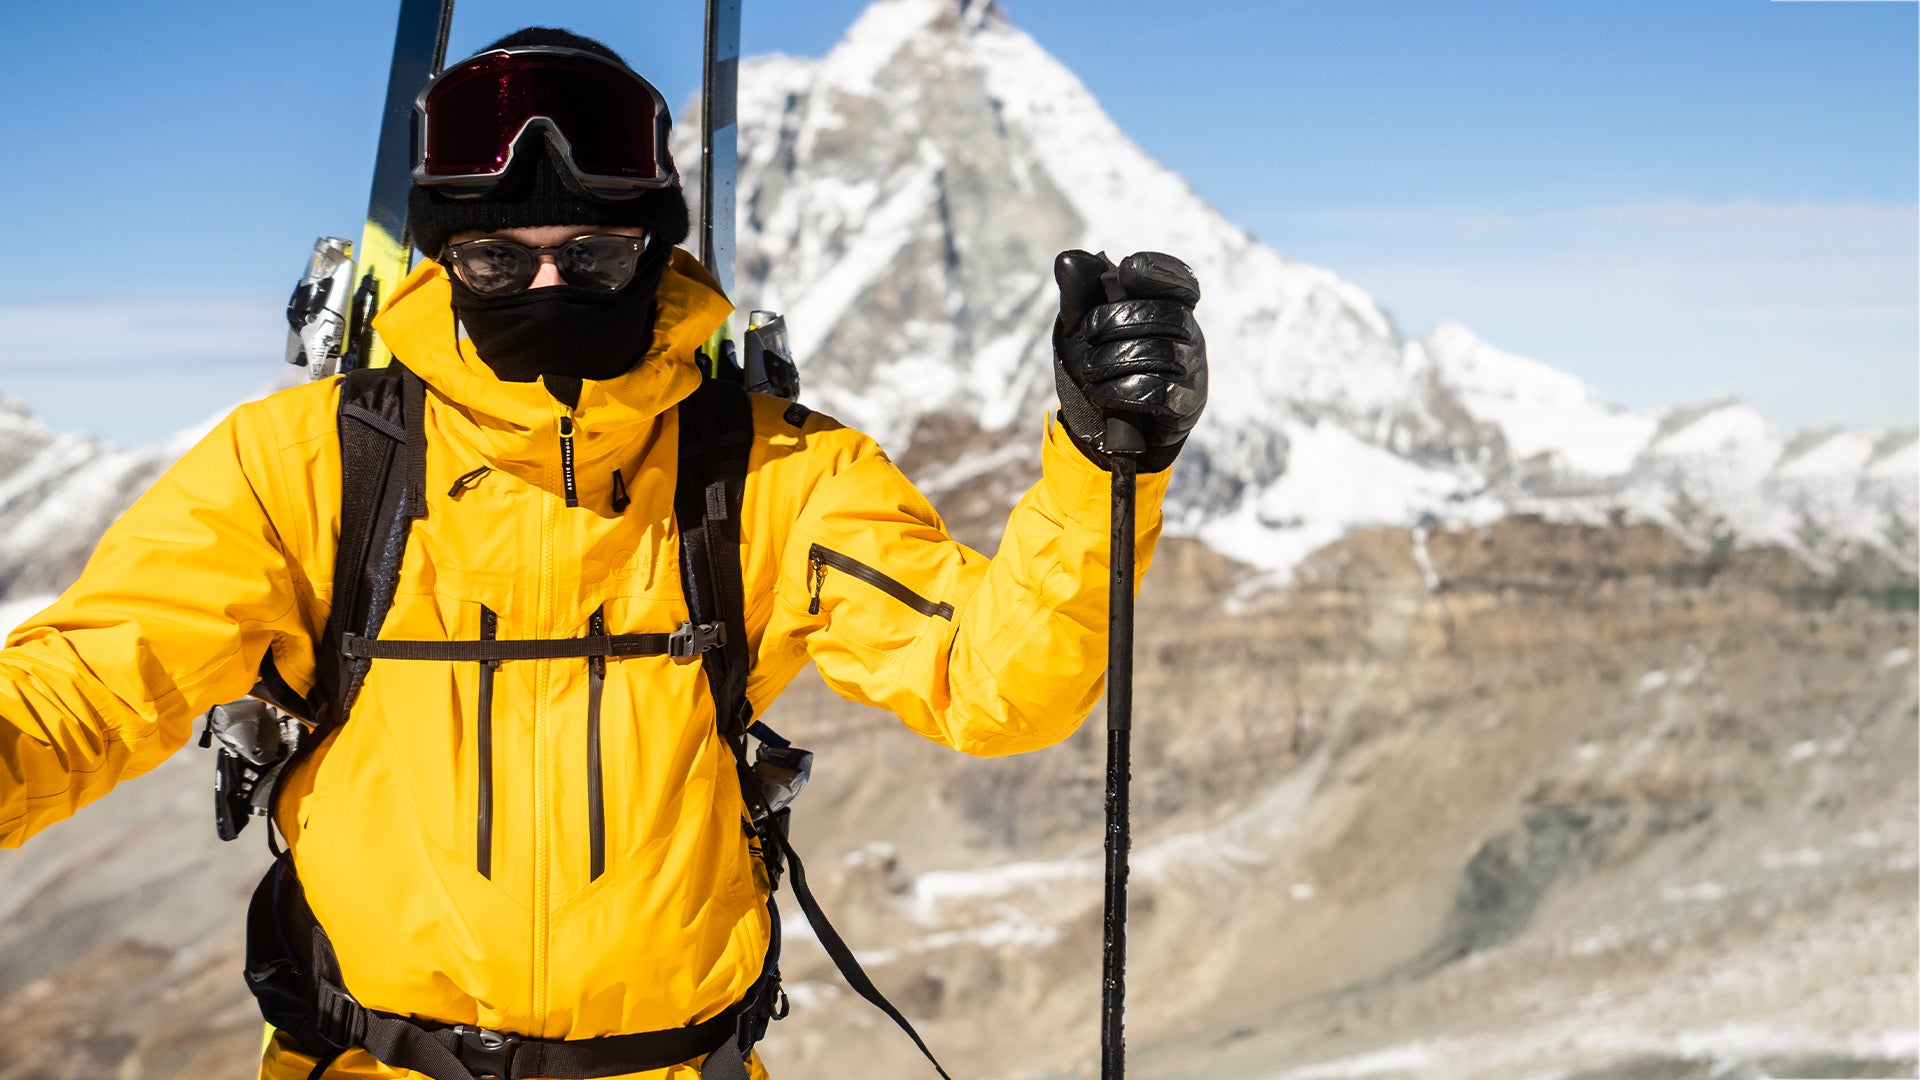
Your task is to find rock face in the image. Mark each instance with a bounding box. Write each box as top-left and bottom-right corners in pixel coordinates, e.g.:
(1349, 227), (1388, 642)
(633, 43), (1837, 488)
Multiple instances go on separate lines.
(0, 1), (1914, 1078)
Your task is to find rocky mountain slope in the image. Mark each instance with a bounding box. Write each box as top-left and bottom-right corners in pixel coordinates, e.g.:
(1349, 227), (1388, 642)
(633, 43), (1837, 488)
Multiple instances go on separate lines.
(0, 521), (1910, 1080)
(0, 1), (1912, 1078)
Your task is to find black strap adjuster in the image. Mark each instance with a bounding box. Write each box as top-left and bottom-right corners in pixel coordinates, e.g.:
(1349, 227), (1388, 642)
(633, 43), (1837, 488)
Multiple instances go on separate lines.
(669, 620), (728, 659)
(454, 1026), (521, 1079)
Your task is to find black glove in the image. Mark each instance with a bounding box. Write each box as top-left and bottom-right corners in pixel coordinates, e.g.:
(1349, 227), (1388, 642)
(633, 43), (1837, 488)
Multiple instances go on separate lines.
(1052, 249), (1207, 473)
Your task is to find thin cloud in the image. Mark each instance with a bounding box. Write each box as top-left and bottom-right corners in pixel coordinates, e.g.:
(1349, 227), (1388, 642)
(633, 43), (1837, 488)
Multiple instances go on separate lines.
(0, 296), (285, 443)
(1581, 200), (1918, 232)
(0, 297), (282, 372)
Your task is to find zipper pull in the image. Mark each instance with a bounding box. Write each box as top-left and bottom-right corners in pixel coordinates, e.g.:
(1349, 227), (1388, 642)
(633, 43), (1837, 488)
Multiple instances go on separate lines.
(558, 416), (579, 508)
(610, 469), (630, 513)
(448, 464), (491, 498)
(808, 552), (826, 615)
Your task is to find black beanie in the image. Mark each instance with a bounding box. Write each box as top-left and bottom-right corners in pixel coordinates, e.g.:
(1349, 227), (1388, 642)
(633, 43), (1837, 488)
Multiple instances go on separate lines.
(407, 27), (691, 257)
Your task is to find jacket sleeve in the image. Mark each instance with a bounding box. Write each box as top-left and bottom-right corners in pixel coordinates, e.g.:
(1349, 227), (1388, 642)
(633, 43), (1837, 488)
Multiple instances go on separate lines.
(760, 414), (1169, 758)
(0, 404), (317, 847)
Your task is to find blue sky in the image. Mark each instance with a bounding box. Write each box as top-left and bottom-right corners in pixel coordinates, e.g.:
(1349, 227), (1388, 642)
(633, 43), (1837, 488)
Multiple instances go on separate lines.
(0, 0), (1912, 443)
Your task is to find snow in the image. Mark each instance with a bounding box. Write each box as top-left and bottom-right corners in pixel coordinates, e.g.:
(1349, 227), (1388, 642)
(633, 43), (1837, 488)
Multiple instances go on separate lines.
(1866, 433), (1919, 478)
(1269, 1042), (1442, 1079)
(783, 159), (941, 373)
(1882, 647), (1913, 669)
(1636, 670), (1669, 693)
(1195, 420), (1503, 578)
(1650, 402), (1783, 483)
(814, 0), (985, 99)
(1662, 882), (1728, 903)
(1422, 322), (1658, 476)
(1776, 430), (1877, 478)
(910, 856), (1098, 915)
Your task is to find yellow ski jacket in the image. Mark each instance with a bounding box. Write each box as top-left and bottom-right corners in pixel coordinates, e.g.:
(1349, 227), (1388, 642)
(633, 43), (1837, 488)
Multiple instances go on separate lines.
(0, 251), (1168, 1078)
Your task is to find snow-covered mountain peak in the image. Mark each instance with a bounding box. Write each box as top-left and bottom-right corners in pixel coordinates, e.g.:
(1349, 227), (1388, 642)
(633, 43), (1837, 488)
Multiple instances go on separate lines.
(1419, 321), (1657, 478)
(697, 0), (1443, 471)
(680, 0), (1917, 576)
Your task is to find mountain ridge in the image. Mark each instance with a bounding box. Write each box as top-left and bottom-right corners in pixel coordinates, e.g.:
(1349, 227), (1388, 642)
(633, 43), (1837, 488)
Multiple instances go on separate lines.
(675, 0), (1915, 582)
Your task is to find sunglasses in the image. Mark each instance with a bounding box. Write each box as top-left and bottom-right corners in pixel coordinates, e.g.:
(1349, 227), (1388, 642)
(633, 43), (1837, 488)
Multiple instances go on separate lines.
(442, 234), (649, 296)
(414, 46), (676, 200)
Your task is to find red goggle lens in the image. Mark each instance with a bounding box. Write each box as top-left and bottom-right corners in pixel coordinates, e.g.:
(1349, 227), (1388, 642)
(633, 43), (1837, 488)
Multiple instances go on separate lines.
(416, 50), (674, 190)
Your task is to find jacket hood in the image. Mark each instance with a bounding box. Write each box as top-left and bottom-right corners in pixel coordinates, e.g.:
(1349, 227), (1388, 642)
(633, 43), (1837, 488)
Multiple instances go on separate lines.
(373, 248), (733, 479)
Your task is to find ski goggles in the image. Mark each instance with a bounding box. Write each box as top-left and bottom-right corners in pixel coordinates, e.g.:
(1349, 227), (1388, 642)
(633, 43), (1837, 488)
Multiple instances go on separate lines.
(443, 234), (649, 295)
(413, 46), (676, 199)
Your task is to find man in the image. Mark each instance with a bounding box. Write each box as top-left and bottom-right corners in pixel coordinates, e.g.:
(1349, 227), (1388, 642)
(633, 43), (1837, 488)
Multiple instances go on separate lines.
(0, 27), (1206, 1080)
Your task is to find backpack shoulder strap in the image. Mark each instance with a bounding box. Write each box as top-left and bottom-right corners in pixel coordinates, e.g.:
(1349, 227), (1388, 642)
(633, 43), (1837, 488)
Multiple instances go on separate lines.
(674, 382), (955, 1080)
(674, 378), (756, 742)
(313, 362), (427, 732)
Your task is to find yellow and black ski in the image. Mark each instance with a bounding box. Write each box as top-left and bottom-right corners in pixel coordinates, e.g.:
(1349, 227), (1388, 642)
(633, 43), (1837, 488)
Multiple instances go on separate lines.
(350, 0), (457, 371)
(286, 0), (453, 380)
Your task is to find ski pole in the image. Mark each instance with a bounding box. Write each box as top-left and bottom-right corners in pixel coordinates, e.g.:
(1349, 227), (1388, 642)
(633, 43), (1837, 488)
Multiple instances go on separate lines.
(1101, 412), (1143, 1080)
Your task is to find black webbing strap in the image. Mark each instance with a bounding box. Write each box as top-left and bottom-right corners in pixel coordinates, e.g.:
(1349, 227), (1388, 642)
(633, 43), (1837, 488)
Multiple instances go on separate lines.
(766, 815), (954, 1079)
(320, 363), (427, 726)
(673, 379), (771, 1080)
(339, 630), (704, 662)
(675, 380), (756, 744)
(399, 369), (428, 521)
(309, 927), (747, 1080)
(673, 382), (949, 1077)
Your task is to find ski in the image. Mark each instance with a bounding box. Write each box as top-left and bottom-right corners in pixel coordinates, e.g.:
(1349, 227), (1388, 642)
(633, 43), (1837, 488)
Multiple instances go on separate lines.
(698, 0), (743, 381)
(351, 0), (456, 371)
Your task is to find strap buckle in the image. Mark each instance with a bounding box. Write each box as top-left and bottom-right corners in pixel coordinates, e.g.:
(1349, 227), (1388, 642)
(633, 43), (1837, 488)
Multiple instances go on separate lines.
(735, 975), (786, 1052)
(454, 1025), (521, 1079)
(669, 620), (728, 659)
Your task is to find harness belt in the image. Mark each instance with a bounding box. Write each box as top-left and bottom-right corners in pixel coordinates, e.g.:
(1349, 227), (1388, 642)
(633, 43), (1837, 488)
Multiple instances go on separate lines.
(312, 979), (750, 1080)
(251, 854), (779, 1080)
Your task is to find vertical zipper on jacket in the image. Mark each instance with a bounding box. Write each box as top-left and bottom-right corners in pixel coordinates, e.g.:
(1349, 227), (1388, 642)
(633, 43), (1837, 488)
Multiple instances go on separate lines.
(586, 607), (607, 882)
(476, 606), (498, 879)
(533, 423), (560, 1022)
(558, 416), (579, 508)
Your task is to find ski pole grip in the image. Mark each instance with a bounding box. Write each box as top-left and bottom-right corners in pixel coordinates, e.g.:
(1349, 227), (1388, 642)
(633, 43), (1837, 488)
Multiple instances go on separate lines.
(1098, 266), (1147, 457)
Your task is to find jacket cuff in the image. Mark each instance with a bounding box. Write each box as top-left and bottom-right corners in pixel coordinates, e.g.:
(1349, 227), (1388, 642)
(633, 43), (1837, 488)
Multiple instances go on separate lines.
(1041, 414), (1172, 533)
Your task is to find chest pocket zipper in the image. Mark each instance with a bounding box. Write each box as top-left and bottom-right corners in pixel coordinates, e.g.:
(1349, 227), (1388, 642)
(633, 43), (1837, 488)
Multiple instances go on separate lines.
(807, 544), (954, 620)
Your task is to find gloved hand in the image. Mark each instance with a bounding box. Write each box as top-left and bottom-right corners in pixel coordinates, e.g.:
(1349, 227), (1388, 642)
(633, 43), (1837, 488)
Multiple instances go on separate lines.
(1052, 249), (1208, 472)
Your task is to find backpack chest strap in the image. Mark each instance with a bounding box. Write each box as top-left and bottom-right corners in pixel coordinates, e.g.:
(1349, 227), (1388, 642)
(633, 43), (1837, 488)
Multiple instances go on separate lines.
(341, 621), (726, 663)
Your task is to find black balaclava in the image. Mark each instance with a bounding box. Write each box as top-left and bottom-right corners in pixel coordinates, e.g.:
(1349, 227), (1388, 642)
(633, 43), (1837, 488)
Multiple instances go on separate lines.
(407, 28), (693, 390)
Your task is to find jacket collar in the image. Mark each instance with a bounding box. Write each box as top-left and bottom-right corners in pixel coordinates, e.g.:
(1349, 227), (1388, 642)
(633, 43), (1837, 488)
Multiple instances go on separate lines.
(373, 248), (733, 475)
